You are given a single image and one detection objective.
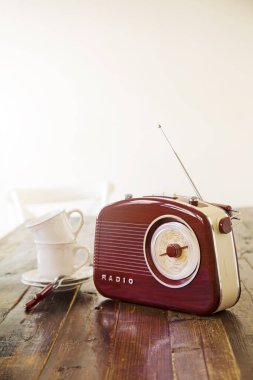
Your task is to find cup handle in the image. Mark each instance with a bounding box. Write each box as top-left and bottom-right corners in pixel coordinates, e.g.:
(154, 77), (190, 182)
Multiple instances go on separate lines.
(66, 209), (84, 238)
(73, 245), (90, 271)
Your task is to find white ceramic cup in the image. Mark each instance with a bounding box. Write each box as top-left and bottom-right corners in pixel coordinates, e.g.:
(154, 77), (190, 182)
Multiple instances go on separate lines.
(35, 241), (90, 280)
(26, 209), (84, 243)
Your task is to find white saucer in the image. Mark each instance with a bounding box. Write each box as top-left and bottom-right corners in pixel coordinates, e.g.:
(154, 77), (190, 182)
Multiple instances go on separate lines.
(21, 266), (93, 291)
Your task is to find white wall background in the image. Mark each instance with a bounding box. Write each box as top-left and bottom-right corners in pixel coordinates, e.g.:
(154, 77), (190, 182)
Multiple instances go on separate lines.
(0, 0), (253, 235)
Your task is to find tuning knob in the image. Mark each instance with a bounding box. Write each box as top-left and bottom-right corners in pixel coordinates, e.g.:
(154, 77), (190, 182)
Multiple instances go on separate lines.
(160, 243), (186, 258)
(219, 217), (232, 234)
(189, 196), (199, 206)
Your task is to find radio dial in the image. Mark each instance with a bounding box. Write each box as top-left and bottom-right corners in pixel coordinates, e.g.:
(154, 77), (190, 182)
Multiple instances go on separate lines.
(147, 220), (201, 286)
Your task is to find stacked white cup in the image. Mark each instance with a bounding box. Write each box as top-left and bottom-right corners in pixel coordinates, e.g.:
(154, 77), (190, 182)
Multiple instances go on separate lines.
(26, 209), (90, 280)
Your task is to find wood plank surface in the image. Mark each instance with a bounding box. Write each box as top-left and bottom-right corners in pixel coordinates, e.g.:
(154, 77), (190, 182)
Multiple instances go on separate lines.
(0, 226), (35, 323)
(0, 223), (84, 380)
(0, 210), (252, 379)
(40, 292), (118, 380)
(0, 287), (79, 379)
(40, 293), (173, 380)
(170, 318), (240, 380)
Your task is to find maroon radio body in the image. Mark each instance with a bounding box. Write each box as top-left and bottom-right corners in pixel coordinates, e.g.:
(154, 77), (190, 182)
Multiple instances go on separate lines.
(93, 196), (240, 315)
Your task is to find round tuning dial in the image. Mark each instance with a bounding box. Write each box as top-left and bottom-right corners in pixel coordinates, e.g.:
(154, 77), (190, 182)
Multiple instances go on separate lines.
(145, 218), (201, 288)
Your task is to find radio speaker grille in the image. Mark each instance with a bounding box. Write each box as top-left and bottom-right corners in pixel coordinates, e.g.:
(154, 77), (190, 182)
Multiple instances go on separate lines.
(94, 220), (152, 276)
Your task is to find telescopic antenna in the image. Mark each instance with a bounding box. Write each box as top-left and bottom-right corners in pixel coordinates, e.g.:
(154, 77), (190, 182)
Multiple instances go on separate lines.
(158, 124), (203, 200)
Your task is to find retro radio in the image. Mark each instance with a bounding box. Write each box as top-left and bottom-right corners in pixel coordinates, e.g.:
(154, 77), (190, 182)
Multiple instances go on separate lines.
(93, 126), (240, 315)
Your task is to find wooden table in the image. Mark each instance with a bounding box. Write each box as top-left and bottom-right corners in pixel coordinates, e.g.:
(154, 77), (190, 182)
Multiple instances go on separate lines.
(0, 210), (253, 380)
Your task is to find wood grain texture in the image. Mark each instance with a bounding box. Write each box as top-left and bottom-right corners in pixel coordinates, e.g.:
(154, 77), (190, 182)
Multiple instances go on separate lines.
(170, 318), (240, 380)
(0, 222), (87, 380)
(40, 293), (118, 380)
(105, 302), (172, 380)
(0, 286), (79, 379)
(40, 295), (173, 380)
(0, 225), (35, 323)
